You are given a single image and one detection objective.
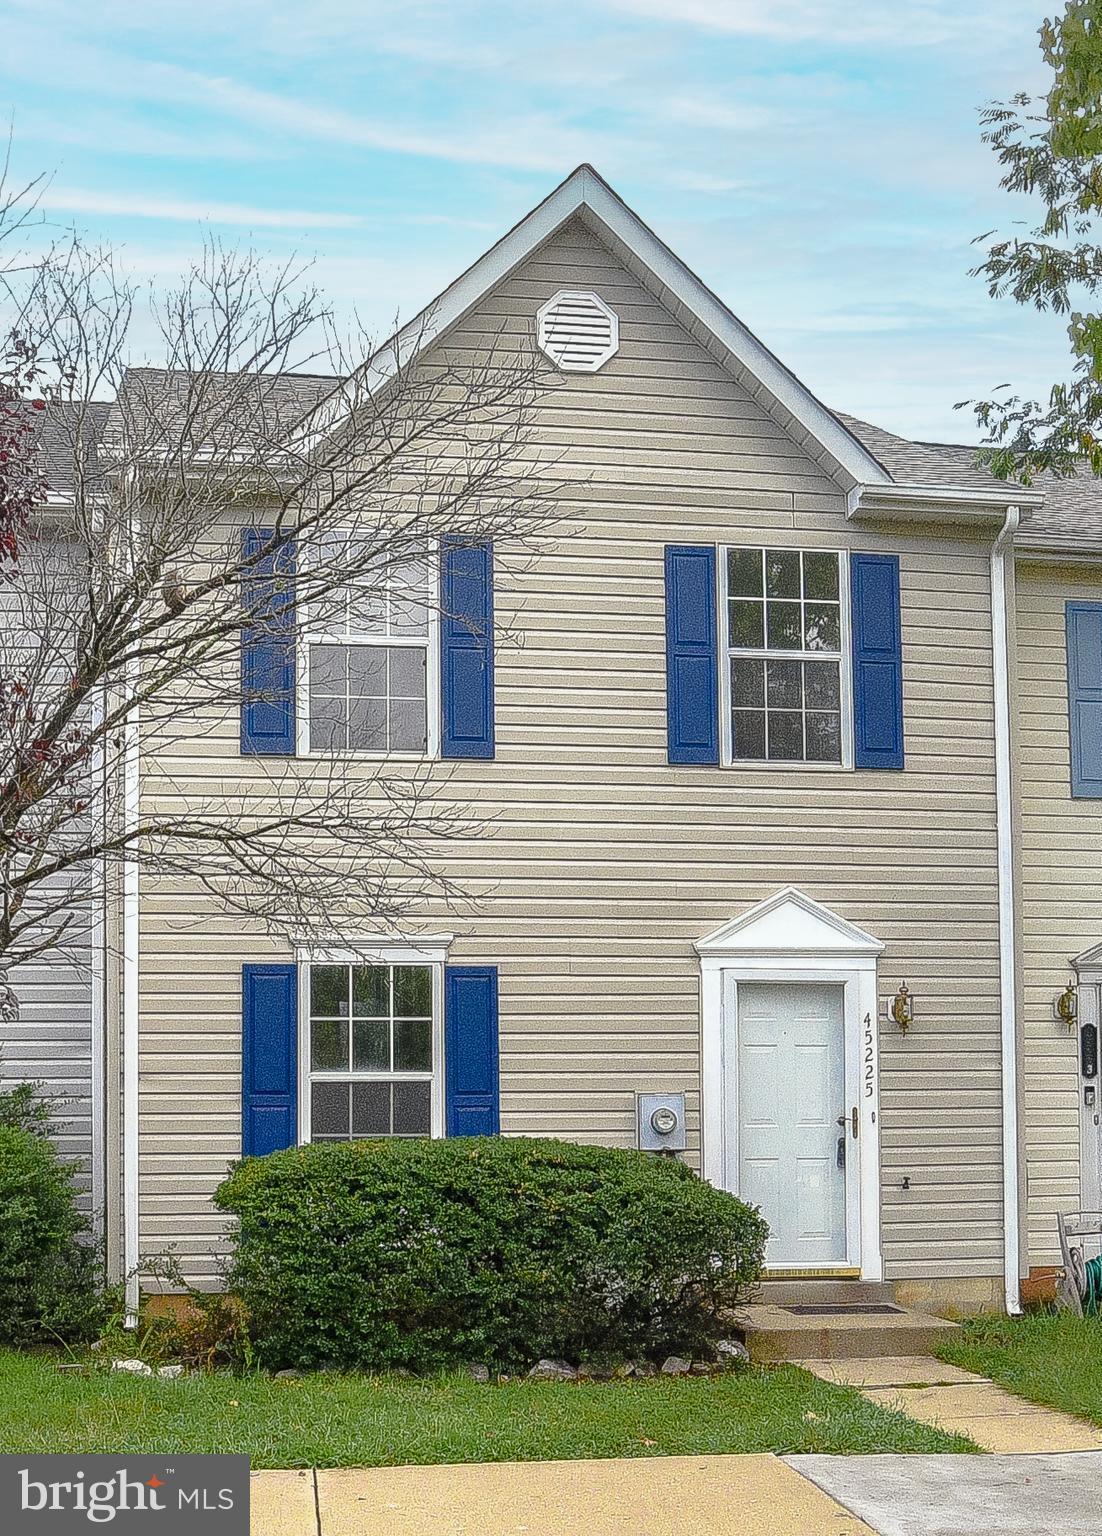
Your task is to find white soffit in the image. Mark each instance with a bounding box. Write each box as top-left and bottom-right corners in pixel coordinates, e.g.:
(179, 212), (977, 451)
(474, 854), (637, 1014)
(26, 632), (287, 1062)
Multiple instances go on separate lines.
(695, 886), (884, 958)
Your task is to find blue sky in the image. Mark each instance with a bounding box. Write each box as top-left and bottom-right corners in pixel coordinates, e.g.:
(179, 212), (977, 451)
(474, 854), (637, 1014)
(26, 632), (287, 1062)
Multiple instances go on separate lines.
(0, 0), (1070, 439)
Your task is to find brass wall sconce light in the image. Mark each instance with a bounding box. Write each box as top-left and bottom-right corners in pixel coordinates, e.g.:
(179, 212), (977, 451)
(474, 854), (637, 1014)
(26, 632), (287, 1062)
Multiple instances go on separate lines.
(890, 982), (914, 1035)
(1055, 981), (1079, 1033)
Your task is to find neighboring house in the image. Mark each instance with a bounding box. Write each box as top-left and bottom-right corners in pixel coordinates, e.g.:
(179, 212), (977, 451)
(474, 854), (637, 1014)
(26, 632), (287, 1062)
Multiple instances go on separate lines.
(0, 402), (111, 1218)
(17, 166), (1102, 1314)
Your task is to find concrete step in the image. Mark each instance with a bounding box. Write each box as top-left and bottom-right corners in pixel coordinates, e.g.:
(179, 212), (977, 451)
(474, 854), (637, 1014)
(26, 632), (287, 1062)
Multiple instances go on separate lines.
(755, 1278), (896, 1307)
(738, 1301), (959, 1363)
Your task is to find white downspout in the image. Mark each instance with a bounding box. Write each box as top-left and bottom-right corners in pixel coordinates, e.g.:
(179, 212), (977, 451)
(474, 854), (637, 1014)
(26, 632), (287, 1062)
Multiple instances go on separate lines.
(992, 505), (1022, 1314)
(122, 696), (139, 1324)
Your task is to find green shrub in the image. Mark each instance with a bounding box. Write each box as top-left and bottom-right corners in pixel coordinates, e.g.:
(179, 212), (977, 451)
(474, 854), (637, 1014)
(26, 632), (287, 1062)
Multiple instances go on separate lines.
(0, 1124), (105, 1345)
(215, 1137), (768, 1372)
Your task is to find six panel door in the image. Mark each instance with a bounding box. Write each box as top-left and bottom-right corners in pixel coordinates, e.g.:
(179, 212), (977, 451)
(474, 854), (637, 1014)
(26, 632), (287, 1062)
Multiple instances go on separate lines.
(736, 981), (848, 1267)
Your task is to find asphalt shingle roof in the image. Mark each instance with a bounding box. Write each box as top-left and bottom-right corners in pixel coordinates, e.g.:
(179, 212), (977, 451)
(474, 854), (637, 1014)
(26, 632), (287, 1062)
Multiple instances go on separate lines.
(837, 411), (1102, 550)
(16, 379), (1102, 551)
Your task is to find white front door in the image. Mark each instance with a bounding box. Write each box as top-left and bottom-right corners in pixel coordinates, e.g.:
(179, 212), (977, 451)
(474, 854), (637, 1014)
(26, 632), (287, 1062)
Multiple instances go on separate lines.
(735, 981), (848, 1267)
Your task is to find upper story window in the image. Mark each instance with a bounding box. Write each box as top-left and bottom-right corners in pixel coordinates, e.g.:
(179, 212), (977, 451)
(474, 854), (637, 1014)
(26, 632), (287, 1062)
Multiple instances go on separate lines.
(724, 547), (846, 765)
(301, 538), (435, 755)
(305, 960), (438, 1140)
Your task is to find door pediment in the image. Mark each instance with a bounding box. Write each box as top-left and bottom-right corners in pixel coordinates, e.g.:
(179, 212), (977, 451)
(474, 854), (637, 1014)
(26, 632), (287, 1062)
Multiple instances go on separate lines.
(695, 887), (884, 960)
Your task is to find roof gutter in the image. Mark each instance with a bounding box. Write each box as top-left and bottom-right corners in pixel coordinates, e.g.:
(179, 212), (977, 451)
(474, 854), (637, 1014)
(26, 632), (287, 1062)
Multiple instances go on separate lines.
(847, 481), (1044, 524)
(992, 505), (1023, 1316)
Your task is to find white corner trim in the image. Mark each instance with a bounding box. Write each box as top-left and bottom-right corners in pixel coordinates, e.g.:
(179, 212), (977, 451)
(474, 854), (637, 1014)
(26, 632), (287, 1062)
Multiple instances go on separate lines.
(301, 165), (889, 489)
(992, 506), (1023, 1316)
(697, 890), (883, 1282)
(122, 702), (140, 1325)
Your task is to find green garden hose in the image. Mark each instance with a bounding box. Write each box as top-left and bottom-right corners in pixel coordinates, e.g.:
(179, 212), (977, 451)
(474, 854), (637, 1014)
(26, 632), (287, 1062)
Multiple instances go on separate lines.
(1084, 1254), (1102, 1315)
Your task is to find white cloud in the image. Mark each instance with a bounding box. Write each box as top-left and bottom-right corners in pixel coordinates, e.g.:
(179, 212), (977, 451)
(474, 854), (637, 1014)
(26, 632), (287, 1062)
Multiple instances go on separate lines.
(40, 186), (364, 228)
(190, 74), (622, 174)
(660, 96), (781, 131)
(602, 0), (1040, 47)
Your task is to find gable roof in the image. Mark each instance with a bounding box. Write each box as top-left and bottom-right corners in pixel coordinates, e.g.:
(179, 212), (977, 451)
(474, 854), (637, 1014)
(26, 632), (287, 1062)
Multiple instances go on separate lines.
(307, 164), (893, 491)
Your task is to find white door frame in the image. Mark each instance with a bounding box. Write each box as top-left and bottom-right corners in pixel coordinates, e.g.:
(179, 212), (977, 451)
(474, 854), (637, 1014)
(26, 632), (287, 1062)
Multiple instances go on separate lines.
(696, 887), (884, 1281)
(1072, 945), (1102, 1212)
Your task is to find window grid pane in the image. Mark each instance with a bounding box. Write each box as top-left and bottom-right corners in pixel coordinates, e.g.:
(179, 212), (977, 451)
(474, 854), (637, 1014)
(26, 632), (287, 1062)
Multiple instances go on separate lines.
(308, 963), (434, 1143)
(306, 548), (430, 755)
(309, 642), (428, 753)
(726, 547), (843, 765)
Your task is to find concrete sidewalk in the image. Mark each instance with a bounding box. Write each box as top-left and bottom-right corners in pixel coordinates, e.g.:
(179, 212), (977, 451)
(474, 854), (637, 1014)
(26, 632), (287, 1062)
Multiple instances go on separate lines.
(251, 1456), (877, 1535)
(250, 1450), (1102, 1535)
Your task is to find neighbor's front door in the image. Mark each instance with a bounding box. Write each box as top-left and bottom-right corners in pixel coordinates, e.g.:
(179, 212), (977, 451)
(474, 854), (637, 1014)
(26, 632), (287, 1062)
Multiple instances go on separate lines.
(735, 981), (848, 1268)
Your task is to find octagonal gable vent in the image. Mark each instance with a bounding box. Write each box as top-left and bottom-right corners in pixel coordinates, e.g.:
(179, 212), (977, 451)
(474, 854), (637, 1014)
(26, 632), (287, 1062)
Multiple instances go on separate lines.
(537, 290), (619, 373)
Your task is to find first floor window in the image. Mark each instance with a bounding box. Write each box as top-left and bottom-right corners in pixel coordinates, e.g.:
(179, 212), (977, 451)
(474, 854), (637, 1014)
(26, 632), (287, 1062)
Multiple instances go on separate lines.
(726, 546), (844, 764)
(306, 961), (435, 1140)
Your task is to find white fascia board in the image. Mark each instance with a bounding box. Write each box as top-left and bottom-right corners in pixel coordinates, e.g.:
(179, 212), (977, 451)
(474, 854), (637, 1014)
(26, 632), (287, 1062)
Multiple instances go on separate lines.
(1014, 538), (1102, 565)
(302, 165), (891, 488)
(848, 480), (1045, 523)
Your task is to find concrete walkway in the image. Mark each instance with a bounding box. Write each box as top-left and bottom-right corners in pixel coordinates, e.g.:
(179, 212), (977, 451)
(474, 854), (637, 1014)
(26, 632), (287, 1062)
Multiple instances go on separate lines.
(251, 1457), (879, 1535)
(796, 1355), (1102, 1453)
(251, 1451), (1102, 1535)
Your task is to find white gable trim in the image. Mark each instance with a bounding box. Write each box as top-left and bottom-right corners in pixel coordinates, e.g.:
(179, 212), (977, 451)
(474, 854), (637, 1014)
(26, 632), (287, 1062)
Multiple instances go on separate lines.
(695, 886), (884, 961)
(304, 165), (892, 488)
(1073, 941), (1102, 977)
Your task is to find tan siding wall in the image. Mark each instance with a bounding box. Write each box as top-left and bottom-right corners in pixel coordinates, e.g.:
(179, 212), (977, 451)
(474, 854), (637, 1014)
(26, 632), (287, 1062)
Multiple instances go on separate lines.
(1015, 561), (1102, 1267)
(137, 219), (1005, 1286)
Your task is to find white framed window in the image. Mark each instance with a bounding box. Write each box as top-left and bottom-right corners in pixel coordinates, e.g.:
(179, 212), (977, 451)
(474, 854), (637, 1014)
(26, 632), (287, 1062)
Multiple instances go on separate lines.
(298, 946), (446, 1143)
(299, 538), (438, 757)
(720, 547), (851, 767)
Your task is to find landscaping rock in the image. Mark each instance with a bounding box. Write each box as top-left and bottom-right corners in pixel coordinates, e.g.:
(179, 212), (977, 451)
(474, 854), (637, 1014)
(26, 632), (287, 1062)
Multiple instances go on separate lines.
(577, 1362), (614, 1381)
(275, 1368), (304, 1380)
(613, 1361), (635, 1378)
(157, 1364), (184, 1379)
(631, 1359), (657, 1377)
(660, 1356), (691, 1376)
(526, 1359), (577, 1382)
(715, 1339), (750, 1369)
(111, 1359), (153, 1376)
(690, 1361), (713, 1375)
(465, 1364), (491, 1383)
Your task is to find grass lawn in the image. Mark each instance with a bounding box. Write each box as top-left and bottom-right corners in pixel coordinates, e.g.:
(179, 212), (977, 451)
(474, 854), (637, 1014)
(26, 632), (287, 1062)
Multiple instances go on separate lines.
(937, 1311), (1102, 1424)
(0, 1350), (975, 1466)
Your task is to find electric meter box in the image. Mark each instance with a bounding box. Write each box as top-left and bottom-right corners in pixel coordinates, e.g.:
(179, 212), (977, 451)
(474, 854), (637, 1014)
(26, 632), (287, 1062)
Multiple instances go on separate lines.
(636, 1091), (687, 1153)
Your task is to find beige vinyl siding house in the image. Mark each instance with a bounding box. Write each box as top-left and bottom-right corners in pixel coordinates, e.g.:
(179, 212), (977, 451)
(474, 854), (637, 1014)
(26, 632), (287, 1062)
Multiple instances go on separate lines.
(1015, 556), (1102, 1288)
(127, 173), (1026, 1314)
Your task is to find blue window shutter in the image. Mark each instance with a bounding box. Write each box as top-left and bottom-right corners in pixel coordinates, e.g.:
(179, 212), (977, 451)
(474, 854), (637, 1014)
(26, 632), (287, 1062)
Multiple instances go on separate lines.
(665, 545), (719, 765)
(444, 965), (499, 1136)
(440, 538), (495, 759)
(1067, 602), (1102, 797)
(850, 553), (904, 771)
(242, 963), (298, 1156)
(241, 528), (296, 755)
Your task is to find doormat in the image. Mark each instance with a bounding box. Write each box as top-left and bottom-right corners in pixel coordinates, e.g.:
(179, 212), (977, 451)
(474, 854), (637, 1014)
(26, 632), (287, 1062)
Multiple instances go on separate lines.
(783, 1304), (903, 1315)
